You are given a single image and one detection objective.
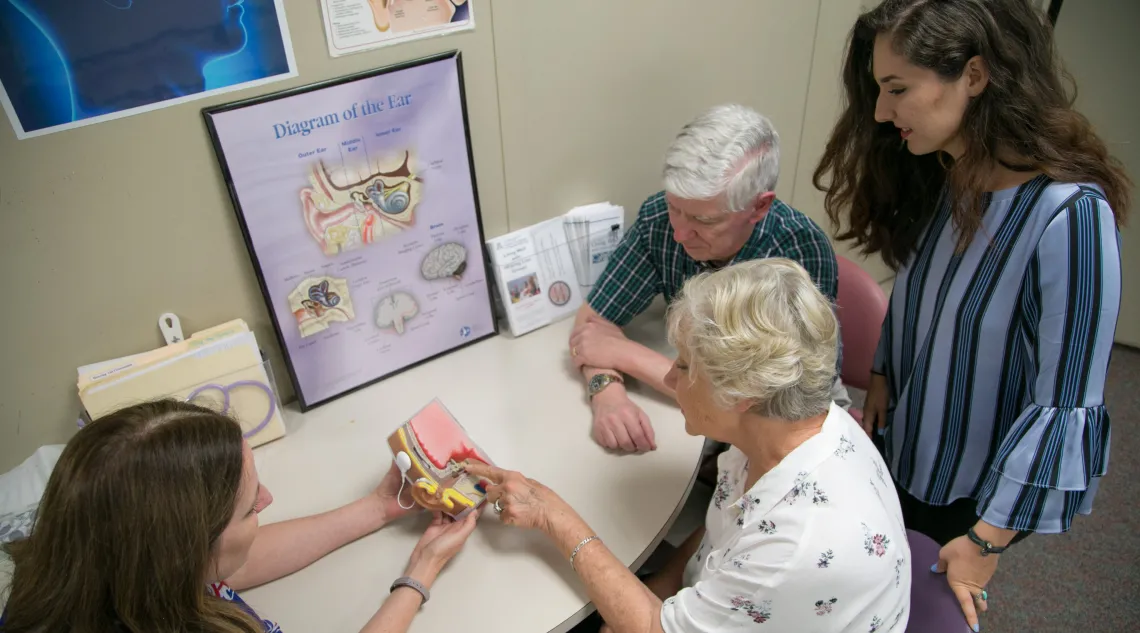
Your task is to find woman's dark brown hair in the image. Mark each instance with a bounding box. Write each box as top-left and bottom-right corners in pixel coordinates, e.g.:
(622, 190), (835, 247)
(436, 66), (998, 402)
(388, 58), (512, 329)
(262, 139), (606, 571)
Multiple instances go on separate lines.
(813, 0), (1131, 270)
(1, 400), (263, 633)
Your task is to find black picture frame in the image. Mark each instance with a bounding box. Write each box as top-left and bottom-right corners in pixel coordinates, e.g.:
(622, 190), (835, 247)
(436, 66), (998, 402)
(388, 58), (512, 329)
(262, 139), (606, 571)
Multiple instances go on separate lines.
(202, 50), (498, 411)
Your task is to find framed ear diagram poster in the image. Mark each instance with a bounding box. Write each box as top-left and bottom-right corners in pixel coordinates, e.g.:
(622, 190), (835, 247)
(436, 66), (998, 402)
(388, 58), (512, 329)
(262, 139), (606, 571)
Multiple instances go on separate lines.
(203, 51), (497, 410)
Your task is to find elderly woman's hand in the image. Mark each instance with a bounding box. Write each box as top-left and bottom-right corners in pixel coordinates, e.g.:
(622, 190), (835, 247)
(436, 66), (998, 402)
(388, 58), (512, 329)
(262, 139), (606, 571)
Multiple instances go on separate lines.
(462, 462), (573, 532)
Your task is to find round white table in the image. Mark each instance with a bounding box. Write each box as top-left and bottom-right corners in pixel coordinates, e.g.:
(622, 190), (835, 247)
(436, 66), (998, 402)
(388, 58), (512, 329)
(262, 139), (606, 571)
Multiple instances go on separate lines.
(243, 304), (705, 632)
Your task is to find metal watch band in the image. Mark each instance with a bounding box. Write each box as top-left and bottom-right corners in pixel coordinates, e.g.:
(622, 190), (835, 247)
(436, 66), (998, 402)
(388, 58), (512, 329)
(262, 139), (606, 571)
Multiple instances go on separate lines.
(967, 527), (1007, 556)
(588, 373), (623, 399)
(390, 576), (430, 604)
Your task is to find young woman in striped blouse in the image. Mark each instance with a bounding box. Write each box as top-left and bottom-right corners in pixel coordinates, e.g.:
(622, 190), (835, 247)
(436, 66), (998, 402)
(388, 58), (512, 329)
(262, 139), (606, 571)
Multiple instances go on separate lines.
(813, 0), (1130, 631)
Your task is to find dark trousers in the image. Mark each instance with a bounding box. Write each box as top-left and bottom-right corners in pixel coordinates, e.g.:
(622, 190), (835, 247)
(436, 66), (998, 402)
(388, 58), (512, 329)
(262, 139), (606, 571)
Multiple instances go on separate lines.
(873, 433), (1031, 547)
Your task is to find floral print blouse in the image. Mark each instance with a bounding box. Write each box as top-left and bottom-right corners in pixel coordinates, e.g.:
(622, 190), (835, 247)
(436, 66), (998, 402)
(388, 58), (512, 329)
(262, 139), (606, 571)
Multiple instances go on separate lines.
(660, 404), (911, 632)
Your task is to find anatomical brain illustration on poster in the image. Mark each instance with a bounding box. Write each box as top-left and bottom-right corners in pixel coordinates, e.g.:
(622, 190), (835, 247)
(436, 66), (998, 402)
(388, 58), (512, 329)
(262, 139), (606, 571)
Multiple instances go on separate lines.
(421, 242), (467, 281)
(300, 151), (423, 256)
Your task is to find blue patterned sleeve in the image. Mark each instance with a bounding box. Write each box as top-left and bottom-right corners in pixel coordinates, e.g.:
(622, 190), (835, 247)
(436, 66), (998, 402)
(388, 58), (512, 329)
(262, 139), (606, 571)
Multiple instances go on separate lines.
(978, 193), (1121, 533)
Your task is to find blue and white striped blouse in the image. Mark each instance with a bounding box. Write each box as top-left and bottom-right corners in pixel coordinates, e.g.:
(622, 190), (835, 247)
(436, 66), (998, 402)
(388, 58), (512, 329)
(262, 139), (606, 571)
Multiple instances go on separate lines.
(874, 174), (1121, 533)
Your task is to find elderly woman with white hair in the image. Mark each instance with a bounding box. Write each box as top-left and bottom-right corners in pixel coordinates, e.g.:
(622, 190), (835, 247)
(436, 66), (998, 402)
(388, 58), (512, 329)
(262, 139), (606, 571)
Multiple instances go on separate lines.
(466, 258), (911, 633)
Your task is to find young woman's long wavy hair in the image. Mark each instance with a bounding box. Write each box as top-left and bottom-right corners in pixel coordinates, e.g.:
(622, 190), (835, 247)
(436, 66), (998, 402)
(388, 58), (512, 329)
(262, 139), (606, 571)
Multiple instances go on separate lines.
(813, 0), (1131, 270)
(1, 400), (264, 633)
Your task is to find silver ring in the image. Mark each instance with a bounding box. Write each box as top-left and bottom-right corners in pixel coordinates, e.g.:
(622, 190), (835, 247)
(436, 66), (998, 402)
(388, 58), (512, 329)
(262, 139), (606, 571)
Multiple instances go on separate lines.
(493, 499), (503, 514)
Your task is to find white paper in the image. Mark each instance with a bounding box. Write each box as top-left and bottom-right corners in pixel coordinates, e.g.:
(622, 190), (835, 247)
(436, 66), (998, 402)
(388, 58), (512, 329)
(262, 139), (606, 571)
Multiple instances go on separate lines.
(320, 0), (475, 58)
(564, 202), (625, 287)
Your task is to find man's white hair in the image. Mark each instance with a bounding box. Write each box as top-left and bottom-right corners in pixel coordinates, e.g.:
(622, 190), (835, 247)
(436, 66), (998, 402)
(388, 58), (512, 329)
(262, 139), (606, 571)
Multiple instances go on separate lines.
(662, 104), (781, 213)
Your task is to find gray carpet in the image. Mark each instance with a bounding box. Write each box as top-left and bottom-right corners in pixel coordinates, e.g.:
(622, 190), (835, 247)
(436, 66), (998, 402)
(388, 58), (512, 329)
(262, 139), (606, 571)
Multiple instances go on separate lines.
(981, 344), (1140, 632)
(847, 345), (1140, 631)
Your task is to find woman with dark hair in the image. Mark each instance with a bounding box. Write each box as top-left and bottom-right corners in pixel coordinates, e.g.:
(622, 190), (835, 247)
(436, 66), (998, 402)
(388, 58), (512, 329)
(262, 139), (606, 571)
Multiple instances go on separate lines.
(813, 0), (1128, 630)
(0, 400), (476, 632)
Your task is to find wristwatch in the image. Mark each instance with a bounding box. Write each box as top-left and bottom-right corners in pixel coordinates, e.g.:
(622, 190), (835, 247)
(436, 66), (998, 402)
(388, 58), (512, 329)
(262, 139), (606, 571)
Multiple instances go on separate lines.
(587, 372), (624, 399)
(966, 527), (1008, 557)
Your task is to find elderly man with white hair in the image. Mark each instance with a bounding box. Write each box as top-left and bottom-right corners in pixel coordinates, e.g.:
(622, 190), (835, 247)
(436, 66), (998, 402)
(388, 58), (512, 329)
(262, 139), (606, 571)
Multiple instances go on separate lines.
(568, 103), (849, 455)
(467, 259), (910, 633)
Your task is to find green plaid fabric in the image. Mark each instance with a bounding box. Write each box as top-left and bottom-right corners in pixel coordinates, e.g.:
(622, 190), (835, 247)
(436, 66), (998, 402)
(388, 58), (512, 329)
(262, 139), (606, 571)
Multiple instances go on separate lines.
(587, 190), (841, 365)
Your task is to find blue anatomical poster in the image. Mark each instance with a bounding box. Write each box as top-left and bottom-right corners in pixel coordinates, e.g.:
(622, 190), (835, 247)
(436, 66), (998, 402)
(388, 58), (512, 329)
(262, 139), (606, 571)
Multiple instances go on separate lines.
(0, 0), (296, 139)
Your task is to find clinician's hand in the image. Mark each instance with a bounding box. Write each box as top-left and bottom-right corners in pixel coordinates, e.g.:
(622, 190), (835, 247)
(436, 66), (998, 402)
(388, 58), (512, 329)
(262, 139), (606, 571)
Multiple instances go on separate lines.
(862, 372), (889, 437)
(590, 385), (656, 453)
(374, 462), (420, 524)
(409, 511), (479, 570)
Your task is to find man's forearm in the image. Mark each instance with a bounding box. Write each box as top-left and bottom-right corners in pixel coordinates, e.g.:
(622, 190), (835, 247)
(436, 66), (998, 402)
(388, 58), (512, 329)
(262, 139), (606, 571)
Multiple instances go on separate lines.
(573, 305), (619, 381)
(227, 495), (388, 590)
(617, 342), (675, 399)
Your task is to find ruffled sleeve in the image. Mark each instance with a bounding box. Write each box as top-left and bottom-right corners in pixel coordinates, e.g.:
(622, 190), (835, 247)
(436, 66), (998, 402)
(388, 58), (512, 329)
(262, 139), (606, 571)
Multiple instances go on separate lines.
(977, 192), (1120, 533)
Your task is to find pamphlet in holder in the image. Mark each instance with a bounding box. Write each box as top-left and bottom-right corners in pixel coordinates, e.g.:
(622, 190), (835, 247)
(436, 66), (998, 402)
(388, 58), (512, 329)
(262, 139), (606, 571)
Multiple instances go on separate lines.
(487, 215), (587, 337)
(386, 399), (494, 520)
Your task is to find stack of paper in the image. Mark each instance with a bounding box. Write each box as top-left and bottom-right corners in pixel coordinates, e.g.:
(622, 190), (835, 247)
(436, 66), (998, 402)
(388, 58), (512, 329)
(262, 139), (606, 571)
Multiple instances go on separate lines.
(564, 202), (624, 288)
(77, 320), (286, 448)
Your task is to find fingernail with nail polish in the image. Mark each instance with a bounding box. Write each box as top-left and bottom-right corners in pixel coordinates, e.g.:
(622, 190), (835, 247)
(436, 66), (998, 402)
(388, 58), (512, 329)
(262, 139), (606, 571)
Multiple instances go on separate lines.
(930, 563), (938, 573)
(972, 624), (980, 632)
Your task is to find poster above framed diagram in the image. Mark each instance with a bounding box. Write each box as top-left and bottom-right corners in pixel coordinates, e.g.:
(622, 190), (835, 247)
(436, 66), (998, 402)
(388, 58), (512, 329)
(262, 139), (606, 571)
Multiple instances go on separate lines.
(203, 51), (497, 410)
(319, 0), (474, 58)
(0, 0), (296, 139)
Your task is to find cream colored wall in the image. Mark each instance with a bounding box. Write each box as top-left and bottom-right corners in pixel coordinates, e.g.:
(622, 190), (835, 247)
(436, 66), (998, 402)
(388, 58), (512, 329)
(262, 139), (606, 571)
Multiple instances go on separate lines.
(1053, 0), (1140, 347)
(493, 0), (821, 225)
(492, 0), (890, 274)
(792, 0), (893, 284)
(0, 0), (871, 471)
(0, 0), (508, 471)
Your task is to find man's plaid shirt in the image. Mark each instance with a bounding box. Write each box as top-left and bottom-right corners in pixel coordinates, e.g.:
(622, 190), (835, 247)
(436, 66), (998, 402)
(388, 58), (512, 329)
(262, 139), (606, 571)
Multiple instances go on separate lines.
(587, 190), (842, 364)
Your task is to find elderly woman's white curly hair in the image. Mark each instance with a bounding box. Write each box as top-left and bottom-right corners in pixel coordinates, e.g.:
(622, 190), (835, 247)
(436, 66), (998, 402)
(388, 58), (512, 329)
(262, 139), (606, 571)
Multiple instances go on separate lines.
(666, 258), (839, 421)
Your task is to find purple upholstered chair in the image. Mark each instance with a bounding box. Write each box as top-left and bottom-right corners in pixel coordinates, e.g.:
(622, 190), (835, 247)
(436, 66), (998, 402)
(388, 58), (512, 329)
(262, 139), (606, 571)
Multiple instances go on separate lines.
(906, 529), (974, 633)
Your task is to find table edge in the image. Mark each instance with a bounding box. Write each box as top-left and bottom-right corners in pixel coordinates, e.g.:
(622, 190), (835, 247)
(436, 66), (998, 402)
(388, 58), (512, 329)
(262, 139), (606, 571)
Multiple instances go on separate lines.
(545, 448), (703, 633)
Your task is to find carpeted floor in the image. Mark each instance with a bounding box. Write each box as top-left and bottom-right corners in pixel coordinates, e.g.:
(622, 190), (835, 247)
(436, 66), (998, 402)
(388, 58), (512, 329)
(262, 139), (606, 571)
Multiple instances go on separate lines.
(979, 344), (1140, 632)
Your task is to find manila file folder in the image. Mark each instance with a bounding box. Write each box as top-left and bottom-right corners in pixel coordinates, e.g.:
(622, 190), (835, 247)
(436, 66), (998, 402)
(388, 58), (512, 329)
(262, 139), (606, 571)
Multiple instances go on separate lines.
(78, 329), (286, 447)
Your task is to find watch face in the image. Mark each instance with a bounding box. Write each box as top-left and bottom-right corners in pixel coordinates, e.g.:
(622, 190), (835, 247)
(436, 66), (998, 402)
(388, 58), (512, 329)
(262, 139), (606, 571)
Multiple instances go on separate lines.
(589, 373), (618, 394)
(588, 374), (606, 392)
